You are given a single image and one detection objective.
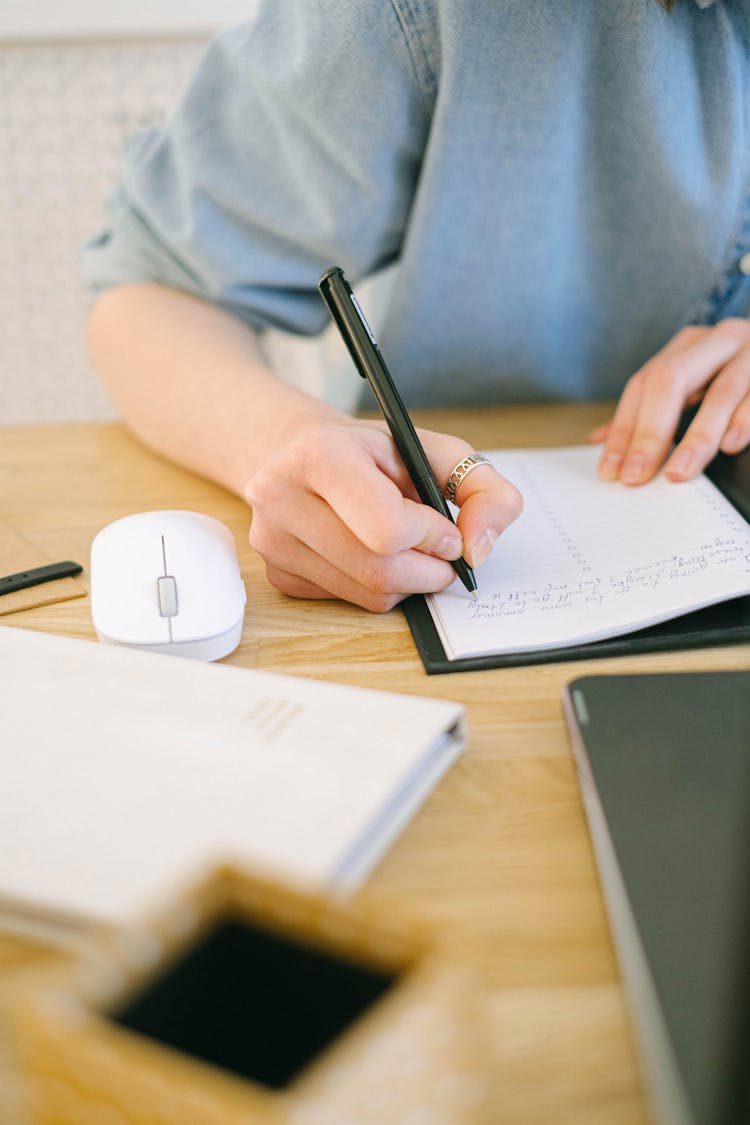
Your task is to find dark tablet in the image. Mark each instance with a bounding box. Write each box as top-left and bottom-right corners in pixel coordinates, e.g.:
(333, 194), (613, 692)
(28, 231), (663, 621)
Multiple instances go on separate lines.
(563, 671), (750, 1125)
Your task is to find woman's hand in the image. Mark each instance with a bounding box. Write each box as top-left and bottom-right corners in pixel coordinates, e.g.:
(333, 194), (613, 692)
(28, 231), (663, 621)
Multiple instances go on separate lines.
(590, 319), (750, 485)
(245, 418), (522, 611)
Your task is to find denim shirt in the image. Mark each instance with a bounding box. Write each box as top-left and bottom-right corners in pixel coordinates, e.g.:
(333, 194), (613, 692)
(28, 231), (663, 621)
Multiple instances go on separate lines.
(84, 0), (750, 407)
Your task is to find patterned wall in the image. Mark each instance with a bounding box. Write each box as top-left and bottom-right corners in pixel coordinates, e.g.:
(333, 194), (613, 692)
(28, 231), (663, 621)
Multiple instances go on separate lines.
(0, 37), (208, 422)
(0, 21), (391, 425)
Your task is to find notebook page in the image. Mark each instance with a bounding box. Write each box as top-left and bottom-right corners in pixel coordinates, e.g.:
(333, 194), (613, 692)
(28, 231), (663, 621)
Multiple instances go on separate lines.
(427, 445), (750, 659)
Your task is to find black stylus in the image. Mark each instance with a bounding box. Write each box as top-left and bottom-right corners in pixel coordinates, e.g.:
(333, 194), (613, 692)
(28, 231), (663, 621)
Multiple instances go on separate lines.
(0, 560), (83, 596)
(318, 266), (477, 596)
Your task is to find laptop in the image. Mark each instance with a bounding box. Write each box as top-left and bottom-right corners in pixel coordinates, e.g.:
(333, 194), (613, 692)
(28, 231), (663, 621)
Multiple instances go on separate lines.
(562, 671), (750, 1125)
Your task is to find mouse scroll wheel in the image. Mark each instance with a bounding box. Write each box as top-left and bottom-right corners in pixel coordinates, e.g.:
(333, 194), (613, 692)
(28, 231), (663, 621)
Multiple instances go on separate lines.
(157, 575), (179, 618)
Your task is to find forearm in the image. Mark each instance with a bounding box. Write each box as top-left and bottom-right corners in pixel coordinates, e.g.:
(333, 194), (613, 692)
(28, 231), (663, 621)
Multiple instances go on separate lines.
(86, 284), (342, 497)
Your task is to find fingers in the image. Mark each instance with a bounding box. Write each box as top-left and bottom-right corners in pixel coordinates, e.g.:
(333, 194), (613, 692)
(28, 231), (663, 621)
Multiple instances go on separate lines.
(451, 470), (523, 569)
(598, 321), (750, 485)
(250, 489), (458, 610)
(595, 328), (697, 478)
(664, 342), (750, 478)
(588, 422), (611, 444)
(300, 426), (462, 559)
(244, 415), (526, 609)
(416, 431), (524, 568)
(245, 420), (476, 611)
(598, 326), (713, 483)
(597, 374), (645, 482)
(721, 393), (750, 454)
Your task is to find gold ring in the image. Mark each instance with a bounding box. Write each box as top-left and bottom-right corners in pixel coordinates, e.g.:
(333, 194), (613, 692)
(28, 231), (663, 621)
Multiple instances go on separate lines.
(444, 453), (493, 504)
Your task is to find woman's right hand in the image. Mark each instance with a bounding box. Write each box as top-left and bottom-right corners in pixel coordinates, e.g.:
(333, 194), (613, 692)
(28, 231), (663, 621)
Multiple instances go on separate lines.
(86, 285), (520, 610)
(245, 416), (522, 612)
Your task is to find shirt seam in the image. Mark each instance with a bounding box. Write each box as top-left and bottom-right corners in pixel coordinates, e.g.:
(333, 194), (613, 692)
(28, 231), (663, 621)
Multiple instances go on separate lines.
(388, 0), (437, 113)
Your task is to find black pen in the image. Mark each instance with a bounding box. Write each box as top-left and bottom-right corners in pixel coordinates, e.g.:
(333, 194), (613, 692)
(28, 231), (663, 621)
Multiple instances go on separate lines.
(318, 266), (477, 596)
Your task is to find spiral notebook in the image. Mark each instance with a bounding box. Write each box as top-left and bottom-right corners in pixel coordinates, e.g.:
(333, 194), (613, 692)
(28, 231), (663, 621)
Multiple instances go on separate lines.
(403, 444), (750, 673)
(0, 626), (465, 942)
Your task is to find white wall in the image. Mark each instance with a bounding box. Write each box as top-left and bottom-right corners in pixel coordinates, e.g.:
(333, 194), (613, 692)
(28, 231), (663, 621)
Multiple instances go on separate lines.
(0, 3), (259, 423)
(0, 1), (384, 424)
(0, 1), (258, 40)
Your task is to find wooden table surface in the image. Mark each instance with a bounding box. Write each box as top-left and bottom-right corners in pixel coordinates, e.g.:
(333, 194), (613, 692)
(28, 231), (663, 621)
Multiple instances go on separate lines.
(2, 403), (748, 1124)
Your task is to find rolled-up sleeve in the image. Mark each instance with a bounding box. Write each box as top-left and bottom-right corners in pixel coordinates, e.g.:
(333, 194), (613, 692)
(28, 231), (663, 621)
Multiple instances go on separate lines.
(83, 0), (431, 336)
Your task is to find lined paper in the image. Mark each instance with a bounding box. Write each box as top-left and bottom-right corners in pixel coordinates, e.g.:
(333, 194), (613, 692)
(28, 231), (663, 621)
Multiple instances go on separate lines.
(428, 446), (750, 659)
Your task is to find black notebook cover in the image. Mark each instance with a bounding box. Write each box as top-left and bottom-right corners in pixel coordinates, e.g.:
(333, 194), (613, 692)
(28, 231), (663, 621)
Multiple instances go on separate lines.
(403, 445), (750, 674)
(562, 671), (750, 1125)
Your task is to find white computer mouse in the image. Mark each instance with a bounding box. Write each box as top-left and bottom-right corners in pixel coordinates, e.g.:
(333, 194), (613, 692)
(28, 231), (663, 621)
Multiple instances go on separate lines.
(90, 510), (247, 661)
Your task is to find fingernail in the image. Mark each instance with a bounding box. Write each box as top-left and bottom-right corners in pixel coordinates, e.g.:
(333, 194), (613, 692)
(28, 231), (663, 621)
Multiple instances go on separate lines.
(468, 528), (498, 568)
(598, 452), (622, 481)
(723, 427), (742, 451)
(433, 535), (463, 561)
(666, 448), (693, 477)
(621, 454), (646, 483)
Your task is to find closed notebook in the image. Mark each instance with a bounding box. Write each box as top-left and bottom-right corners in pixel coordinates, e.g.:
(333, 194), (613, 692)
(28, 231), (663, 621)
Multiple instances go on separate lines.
(0, 626), (465, 941)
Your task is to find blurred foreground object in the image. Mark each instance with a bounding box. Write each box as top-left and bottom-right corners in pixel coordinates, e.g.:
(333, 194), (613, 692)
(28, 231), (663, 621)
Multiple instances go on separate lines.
(8, 864), (491, 1124)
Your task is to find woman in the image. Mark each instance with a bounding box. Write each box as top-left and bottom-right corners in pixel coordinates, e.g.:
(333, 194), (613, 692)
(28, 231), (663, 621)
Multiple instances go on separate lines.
(85, 0), (750, 610)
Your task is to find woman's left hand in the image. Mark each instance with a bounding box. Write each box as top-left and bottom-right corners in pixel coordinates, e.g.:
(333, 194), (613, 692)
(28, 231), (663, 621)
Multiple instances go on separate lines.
(590, 319), (750, 485)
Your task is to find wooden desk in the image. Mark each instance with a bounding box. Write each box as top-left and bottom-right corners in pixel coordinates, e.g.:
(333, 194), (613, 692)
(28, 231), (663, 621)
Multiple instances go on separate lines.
(2, 404), (748, 1124)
